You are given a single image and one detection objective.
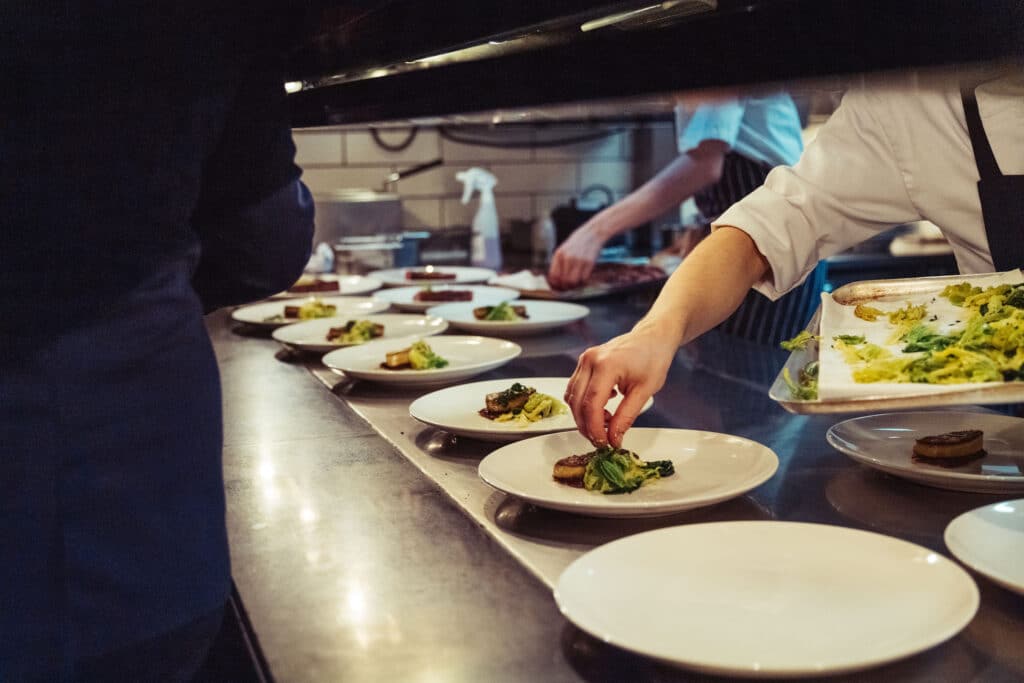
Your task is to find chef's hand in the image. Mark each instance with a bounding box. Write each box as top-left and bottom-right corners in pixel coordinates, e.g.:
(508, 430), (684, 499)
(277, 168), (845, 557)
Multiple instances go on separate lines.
(547, 217), (611, 290)
(565, 322), (675, 448)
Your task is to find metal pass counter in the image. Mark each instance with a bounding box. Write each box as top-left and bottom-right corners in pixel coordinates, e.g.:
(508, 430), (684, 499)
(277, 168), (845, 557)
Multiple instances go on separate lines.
(209, 291), (1024, 682)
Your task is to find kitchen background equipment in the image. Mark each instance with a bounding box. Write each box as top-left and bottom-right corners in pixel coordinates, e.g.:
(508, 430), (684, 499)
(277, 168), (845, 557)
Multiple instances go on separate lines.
(313, 188), (402, 245)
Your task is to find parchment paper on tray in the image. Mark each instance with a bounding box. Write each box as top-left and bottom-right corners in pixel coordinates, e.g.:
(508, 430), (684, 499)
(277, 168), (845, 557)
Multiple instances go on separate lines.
(818, 270), (1024, 400)
(771, 269), (1024, 413)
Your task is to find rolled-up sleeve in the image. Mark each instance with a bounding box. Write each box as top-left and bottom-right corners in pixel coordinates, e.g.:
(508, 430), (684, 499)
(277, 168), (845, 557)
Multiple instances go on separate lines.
(713, 86), (923, 299)
(677, 100), (745, 153)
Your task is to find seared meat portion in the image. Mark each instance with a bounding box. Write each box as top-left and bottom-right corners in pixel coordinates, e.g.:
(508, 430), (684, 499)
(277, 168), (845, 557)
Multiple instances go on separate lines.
(912, 430), (984, 459)
(473, 304), (528, 320)
(552, 453), (595, 487)
(480, 383), (535, 418)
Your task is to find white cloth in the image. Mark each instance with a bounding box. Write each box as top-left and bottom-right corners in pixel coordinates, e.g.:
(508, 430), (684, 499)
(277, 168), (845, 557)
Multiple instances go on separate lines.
(675, 95), (804, 167)
(714, 68), (1024, 300)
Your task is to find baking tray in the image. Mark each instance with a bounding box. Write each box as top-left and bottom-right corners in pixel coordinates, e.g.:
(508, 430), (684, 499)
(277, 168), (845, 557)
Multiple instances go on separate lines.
(769, 272), (1024, 414)
(512, 262), (668, 301)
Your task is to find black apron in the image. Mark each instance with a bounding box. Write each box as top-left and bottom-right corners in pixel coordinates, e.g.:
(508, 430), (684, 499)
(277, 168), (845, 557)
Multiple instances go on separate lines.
(961, 87), (1024, 271)
(694, 152), (774, 222)
(698, 152), (826, 346)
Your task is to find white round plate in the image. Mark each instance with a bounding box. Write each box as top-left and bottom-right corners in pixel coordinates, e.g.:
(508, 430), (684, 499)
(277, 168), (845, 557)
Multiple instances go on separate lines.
(322, 335), (521, 386)
(410, 377), (653, 442)
(827, 411), (1024, 493)
(230, 296), (389, 329)
(272, 273), (382, 298)
(555, 522), (979, 678)
(271, 313), (447, 353)
(367, 266), (497, 287)
(945, 499), (1024, 596)
(478, 428), (778, 518)
(372, 285), (519, 313)
(425, 300), (589, 336)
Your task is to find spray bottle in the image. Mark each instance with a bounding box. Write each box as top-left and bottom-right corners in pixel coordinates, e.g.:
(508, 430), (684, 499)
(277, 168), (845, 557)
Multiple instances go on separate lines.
(456, 167), (501, 270)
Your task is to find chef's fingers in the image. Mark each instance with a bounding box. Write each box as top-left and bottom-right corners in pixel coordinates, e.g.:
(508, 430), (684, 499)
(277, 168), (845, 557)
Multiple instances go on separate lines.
(607, 387), (652, 449)
(566, 259), (594, 290)
(547, 251), (569, 289)
(580, 365), (618, 447)
(565, 354), (594, 434)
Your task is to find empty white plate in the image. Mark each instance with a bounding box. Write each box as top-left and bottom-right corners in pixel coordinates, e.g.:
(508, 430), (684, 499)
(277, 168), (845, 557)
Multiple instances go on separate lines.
(230, 296), (389, 329)
(322, 335), (521, 385)
(478, 428), (778, 518)
(367, 266), (497, 287)
(271, 313), (447, 353)
(372, 284), (519, 313)
(827, 411), (1024, 493)
(409, 377), (652, 442)
(272, 273), (382, 298)
(426, 300), (589, 336)
(945, 499), (1024, 596)
(555, 522), (979, 677)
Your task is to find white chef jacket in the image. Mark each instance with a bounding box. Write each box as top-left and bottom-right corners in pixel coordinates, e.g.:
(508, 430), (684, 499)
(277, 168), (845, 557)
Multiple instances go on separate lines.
(713, 68), (1024, 300)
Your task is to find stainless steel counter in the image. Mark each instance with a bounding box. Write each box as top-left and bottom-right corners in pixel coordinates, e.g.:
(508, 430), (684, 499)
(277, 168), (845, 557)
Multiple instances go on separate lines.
(208, 291), (1024, 683)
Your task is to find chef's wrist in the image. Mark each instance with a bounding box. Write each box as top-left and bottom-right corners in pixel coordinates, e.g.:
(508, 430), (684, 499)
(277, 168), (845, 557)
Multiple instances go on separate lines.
(633, 313), (686, 348)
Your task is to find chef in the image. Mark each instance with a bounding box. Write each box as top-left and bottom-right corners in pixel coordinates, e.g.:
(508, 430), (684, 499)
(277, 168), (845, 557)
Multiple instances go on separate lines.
(547, 94), (805, 289)
(565, 66), (1024, 447)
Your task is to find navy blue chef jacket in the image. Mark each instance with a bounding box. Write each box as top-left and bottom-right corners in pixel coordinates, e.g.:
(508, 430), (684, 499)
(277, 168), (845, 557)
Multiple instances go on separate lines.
(0, 3), (314, 678)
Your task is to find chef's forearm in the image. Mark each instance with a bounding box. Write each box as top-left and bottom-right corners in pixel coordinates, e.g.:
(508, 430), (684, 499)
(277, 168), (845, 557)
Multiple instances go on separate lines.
(633, 226), (769, 346)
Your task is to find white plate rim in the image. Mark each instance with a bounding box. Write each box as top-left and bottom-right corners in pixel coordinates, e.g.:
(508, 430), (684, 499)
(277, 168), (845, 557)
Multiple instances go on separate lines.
(477, 428), (779, 517)
(554, 521), (980, 677)
(272, 273), (383, 298)
(826, 411), (1024, 491)
(368, 266), (498, 287)
(372, 285), (520, 312)
(270, 313), (447, 352)
(425, 300), (590, 333)
(944, 499), (1024, 596)
(408, 377), (652, 442)
(230, 296), (389, 327)
(320, 335), (522, 384)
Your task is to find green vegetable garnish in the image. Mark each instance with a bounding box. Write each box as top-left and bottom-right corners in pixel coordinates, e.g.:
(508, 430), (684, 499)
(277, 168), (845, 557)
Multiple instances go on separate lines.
(854, 304), (884, 322)
(783, 361), (819, 400)
(833, 334), (866, 345)
(581, 446), (675, 494)
(408, 340), (448, 369)
(780, 330), (819, 351)
(483, 301), (522, 321)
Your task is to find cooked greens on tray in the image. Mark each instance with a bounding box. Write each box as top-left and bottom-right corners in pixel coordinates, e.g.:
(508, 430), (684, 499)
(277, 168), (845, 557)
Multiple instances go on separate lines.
(780, 278), (1024, 401)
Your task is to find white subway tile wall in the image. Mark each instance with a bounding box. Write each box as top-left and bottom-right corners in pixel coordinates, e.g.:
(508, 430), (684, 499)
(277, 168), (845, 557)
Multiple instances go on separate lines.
(292, 124), (665, 232)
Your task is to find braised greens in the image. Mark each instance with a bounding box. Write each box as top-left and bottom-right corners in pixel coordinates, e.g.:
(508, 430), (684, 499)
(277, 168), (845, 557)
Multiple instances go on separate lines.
(581, 446), (675, 494)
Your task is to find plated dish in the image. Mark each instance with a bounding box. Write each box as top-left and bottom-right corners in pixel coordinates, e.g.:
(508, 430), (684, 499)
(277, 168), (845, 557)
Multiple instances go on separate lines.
(372, 284), (519, 313)
(426, 300), (589, 336)
(554, 522), (978, 677)
(230, 296), (389, 329)
(945, 499), (1024, 596)
(826, 411), (1024, 493)
(272, 273), (382, 299)
(771, 271), (1024, 414)
(322, 335), (522, 386)
(409, 377), (652, 442)
(477, 428), (778, 518)
(271, 313), (447, 353)
(367, 266), (497, 288)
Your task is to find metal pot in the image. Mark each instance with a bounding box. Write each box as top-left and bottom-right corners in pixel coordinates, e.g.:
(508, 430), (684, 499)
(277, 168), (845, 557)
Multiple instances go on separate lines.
(312, 189), (402, 245)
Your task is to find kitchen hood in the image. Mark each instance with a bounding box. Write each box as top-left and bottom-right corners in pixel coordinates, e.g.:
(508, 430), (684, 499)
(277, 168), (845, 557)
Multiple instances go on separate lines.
(286, 0), (1024, 128)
